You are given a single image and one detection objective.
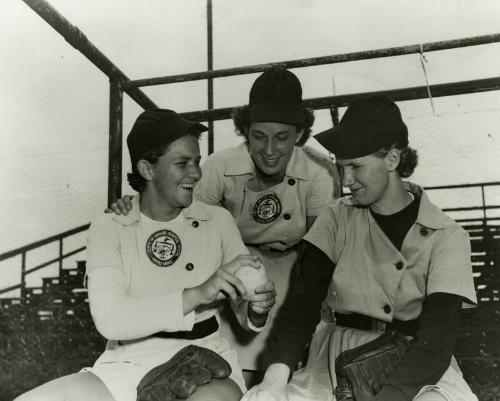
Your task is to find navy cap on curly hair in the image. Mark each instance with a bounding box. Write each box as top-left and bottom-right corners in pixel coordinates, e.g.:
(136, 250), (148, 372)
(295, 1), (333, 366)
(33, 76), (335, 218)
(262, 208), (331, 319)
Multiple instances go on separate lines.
(127, 109), (207, 167)
(248, 66), (305, 125)
(314, 96), (408, 159)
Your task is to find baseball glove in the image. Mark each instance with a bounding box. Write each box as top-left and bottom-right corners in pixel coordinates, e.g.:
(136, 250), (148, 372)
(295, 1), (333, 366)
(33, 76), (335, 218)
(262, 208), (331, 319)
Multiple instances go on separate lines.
(137, 345), (232, 401)
(334, 330), (414, 401)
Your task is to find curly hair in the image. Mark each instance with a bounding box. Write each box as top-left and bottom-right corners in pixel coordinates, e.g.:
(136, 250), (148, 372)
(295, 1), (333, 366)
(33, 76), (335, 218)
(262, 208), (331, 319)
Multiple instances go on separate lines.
(126, 131), (202, 193)
(374, 145), (419, 178)
(231, 105), (315, 146)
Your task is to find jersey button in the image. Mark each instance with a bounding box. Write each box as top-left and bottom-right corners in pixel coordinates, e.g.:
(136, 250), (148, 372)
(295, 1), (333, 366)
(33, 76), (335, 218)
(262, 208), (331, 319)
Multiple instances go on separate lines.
(383, 304), (392, 314)
(395, 261), (404, 270)
(185, 263), (194, 271)
(283, 213), (291, 220)
(288, 178), (296, 186)
(192, 221), (199, 228)
(420, 227), (429, 236)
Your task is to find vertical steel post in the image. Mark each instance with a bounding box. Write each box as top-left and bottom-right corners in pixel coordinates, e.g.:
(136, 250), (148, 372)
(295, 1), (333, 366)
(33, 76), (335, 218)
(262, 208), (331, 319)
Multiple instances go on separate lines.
(59, 237), (63, 275)
(108, 80), (124, 206)
(21, 252), (26, 300)
(207, 0), (214, 154)
(481, 185), (487, 222)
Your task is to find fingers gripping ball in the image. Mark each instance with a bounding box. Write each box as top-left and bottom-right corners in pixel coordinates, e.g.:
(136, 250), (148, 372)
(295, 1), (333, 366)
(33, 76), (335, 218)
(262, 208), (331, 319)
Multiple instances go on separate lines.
(137, 345), (232, 401)
(234, 262), (268, 296)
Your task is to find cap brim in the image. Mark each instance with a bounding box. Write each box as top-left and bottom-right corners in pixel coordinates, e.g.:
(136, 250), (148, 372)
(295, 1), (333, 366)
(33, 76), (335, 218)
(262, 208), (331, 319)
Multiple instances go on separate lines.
(313, 126), (337, 154)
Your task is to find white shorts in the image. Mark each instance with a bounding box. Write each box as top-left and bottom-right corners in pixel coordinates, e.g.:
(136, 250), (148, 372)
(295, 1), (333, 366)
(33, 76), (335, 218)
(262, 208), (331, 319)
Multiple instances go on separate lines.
(82, 334), (245, 401)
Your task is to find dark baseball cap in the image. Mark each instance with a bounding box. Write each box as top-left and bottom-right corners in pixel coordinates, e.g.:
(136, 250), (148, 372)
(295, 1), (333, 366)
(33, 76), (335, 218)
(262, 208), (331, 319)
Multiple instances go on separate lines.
(248, 66), (305, 125)
(314, 96), (408, 159)
(127, 109), (207, 166)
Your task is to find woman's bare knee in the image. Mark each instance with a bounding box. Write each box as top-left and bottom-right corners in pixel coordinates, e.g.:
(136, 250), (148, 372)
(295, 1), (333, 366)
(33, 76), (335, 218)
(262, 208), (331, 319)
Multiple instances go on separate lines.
(414, 389), (448, 401)
(187, 378), (242, 401)
(14, 372), (113, 401)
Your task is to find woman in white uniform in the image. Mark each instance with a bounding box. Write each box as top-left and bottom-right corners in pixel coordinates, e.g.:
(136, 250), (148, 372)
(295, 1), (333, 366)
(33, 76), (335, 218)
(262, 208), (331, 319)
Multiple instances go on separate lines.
(15, 109), (276, 401)
(112, 68), (341, 380)
(243, 96), (478, 401)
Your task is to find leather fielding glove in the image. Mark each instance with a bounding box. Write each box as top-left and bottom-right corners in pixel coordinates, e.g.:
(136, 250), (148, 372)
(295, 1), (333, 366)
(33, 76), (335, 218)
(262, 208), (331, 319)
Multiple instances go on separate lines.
(335, 331), (414, 401)
(137, 345), (232, 401)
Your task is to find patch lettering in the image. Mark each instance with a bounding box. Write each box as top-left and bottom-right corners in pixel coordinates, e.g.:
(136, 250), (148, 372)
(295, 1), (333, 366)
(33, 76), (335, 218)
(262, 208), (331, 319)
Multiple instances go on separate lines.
(252, 193), (282, 224)
(146, 230), (182, 267)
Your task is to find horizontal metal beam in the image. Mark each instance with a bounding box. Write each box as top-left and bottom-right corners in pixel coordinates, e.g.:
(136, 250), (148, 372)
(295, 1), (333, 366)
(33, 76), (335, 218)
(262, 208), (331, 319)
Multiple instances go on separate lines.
(21, 0), (157, 110)
(0, 224), (89, 262)
(180, 76), (500, 122)
(123, 33), (500, 89)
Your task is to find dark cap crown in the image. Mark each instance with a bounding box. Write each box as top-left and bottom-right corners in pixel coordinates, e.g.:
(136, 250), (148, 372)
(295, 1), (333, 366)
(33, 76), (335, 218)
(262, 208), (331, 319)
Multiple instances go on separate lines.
(314, 96), (408, 159)
(127, 109), (207, 166)
(248, 66), (305, 125)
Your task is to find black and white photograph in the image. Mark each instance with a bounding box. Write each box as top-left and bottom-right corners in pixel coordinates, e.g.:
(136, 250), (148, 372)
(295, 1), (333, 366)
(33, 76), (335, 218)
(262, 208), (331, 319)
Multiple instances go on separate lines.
(1, 1), (499, 401)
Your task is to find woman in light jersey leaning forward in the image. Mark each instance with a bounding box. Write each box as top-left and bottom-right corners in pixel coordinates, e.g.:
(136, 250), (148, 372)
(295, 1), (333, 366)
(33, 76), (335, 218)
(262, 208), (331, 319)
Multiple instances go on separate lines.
(16, 109), (275, 401)
(243, 96), (478, 401)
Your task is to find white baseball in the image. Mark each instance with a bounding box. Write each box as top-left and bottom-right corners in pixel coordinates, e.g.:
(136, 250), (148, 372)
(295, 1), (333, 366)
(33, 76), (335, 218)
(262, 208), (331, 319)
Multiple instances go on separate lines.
(234, 263), (268, 295)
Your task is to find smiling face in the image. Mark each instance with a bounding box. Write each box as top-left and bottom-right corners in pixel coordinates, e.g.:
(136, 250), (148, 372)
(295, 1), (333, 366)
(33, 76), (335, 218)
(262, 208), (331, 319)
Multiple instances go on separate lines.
(247, 121), (303, 179)
(337, 153), (390, 207)
(146, 134), (201, 211)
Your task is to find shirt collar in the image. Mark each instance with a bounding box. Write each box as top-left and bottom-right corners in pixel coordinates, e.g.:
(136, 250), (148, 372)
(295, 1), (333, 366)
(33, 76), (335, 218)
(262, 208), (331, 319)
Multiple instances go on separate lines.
(223, 143), (308, 180)
(403, 182), (451, 230)
(340, 181), (451, 230)
(112, 195), (211, 226)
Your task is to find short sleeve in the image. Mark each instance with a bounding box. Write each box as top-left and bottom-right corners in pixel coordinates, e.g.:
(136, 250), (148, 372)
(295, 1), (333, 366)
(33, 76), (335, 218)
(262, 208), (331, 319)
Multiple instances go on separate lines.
(428, 226), (477, 307)
(194, 154), (225, 206)
(303, 203), (340, 263)
(304, 151), (341, 217)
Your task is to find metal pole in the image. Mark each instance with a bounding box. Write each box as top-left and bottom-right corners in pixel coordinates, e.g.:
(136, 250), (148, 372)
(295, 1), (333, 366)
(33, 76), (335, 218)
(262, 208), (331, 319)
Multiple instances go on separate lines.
(21, 253), (26, 300)
(180, 76), (500, 122)
(21, 0), (157, 110)
(207, 0), (214, 154)
(481, 185), (487, 221)
(123, 33), (500, 89)
(59, 237), (63, 275)
(108, 80), (123, 206)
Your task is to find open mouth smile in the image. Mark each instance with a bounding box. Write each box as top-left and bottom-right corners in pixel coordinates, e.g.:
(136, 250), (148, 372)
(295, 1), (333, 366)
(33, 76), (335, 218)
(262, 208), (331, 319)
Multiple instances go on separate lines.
(179, 183), (196, 190)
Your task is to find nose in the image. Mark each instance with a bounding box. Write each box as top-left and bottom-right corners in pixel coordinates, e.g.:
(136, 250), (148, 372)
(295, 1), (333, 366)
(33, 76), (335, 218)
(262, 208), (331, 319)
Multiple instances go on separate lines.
(188, 164), (202, 180)
(264, 137), (275, 156)
(342, 168), (354, 187)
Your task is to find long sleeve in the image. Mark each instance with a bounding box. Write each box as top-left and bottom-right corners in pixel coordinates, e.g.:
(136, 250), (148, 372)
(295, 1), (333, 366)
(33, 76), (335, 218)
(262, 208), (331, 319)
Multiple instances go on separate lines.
(373, 292), (463, 401)
(265, 240), (335, 371)
(86, 216), (195, 341)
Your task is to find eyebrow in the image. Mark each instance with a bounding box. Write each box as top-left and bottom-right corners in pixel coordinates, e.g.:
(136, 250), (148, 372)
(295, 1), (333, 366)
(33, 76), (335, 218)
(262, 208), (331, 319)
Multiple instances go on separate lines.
(250, 129), (290, 135)
(174, 155), (201, 161)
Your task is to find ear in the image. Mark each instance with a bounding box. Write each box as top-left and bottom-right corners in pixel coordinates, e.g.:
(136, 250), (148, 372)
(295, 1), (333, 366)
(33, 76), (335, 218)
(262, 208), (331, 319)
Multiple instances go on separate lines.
(295, 128), (305, 144)
(384, 148), (400, 172)
(137, 159), (154, 182)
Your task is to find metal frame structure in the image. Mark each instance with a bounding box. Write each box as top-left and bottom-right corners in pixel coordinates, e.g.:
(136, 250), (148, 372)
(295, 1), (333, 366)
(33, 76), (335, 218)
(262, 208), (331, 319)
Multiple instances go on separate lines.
(21, 0), (500, 207)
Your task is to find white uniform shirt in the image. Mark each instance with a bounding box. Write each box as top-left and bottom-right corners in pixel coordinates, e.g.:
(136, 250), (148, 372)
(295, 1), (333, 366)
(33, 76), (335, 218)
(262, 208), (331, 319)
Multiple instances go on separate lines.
(86, 197), (252, 342)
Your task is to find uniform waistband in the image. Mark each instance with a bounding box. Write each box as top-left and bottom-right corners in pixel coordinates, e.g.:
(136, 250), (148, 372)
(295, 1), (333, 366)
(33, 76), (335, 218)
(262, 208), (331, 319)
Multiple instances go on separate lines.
(334, 312), (420, 337)
(152, 316), (219, 340)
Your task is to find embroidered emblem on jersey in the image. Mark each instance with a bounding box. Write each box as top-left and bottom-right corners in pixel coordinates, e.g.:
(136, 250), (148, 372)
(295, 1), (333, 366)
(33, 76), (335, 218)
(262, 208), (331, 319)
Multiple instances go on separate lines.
(252, 193), (282, 224)
(146, 230), (182, 267)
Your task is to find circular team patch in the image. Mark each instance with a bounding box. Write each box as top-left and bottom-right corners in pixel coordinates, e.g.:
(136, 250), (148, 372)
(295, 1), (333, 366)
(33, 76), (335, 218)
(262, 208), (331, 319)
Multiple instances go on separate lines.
(252, 193), (282, 224)
(146, 230), (182, 267)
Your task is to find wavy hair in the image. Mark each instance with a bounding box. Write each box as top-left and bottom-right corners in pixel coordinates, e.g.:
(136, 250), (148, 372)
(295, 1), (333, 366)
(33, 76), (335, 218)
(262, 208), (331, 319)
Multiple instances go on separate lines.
(231, 105), (315, 146)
